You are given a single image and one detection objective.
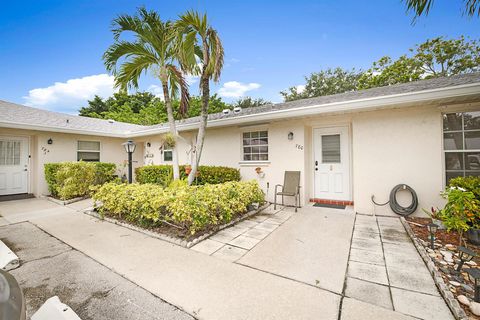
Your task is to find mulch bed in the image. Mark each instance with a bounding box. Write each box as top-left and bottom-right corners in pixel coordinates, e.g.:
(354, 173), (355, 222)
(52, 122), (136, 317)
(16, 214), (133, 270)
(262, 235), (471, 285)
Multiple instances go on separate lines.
(406, 216), (480, 319)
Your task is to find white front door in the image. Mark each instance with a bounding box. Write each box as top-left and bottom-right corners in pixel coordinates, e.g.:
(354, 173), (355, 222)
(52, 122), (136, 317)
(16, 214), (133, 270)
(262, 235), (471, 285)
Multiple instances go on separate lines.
(313, 127), (350, 200)
(0, 137), (29, 195)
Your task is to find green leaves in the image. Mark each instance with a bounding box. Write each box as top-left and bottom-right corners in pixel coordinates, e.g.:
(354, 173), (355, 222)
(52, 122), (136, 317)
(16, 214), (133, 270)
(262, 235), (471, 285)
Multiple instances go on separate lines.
(93, 180), (265, 236)
(282, 36), (480, 102)
(403, 0), (480, 19)
(44, 162), (116, 200)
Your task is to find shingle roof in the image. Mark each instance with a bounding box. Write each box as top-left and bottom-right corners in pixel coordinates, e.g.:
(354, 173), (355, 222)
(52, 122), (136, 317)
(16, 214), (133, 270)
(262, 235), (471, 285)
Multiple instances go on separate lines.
(0, 100), (149, 135)
(1, 72), (479, 137)
(168, 72), (480, 127)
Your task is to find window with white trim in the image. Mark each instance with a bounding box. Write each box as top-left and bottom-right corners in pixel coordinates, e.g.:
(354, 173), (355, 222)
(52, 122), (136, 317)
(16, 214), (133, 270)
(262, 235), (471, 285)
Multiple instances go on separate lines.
(443, 112), (480, 183)
(242, 131), (268, 161)
(77, 141), (100, 162)
(163, 149), (173, 162)
(0, 140), (21, 166)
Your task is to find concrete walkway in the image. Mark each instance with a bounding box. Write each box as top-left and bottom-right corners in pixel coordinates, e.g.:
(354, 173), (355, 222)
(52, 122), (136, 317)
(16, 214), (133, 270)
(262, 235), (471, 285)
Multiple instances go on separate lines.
(345, 214), (454, 320)
(0, 198), (451, 319)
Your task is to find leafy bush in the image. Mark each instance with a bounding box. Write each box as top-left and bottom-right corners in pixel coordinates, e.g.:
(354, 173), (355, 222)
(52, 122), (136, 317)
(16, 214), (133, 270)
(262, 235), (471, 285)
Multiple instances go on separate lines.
(44, 163), (62, 197)
(449, 176), (480, 201)
(439, 186), (480, 244)
(93, 180), (265, 235)
(44, 161), (116, 200)
(135, 165), (240, 186)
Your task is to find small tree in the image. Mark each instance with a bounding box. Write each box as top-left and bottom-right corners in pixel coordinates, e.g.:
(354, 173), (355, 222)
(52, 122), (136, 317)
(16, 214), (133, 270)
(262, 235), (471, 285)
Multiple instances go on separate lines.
(103, 8), (190, 180)
(176, 11), (224, 185)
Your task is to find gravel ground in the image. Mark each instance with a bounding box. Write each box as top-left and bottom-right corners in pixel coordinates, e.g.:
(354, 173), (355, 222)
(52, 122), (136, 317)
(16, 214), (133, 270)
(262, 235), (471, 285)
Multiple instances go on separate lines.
(0, 222), (195, 320)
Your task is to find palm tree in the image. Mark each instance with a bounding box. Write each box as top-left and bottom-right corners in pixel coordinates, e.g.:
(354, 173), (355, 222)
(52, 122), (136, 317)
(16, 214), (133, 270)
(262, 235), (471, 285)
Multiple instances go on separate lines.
(176, 11), (224, 185)
(404, 0), (479, 18)
(103, 7), (189, 180)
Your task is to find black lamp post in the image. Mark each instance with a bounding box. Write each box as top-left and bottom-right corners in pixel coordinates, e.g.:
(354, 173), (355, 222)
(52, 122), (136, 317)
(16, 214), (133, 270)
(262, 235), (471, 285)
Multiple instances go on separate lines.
(467, 268), (480, 303)
(456, 246), (476, 272)
(122, 140), (136, 183)
(427, 223), (438, 250)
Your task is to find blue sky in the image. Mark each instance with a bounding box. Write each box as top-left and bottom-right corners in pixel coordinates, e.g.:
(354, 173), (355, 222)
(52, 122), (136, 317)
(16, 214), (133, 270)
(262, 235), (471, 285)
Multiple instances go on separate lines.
(1, 0), (479, 114)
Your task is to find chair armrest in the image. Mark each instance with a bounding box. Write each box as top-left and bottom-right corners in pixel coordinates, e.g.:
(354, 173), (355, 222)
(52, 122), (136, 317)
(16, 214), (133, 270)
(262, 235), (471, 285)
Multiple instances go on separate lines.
(296, 185), (301, 195)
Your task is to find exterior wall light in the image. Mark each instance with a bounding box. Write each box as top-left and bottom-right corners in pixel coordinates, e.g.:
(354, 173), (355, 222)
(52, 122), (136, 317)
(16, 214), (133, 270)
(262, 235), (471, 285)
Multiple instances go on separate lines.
(288, 132), (294, 140)
(457, 246), (476, 272)
(47, 138), (53, 145)
(427, 223), (438, 250)
(467, 268), (480, 302)
(122, 140), (136, 183)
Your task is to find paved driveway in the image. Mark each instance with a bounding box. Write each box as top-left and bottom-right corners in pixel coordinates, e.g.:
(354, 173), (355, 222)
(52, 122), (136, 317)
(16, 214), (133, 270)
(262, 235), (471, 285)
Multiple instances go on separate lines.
(0, 222), (192, 320)
(0, 198), (452, 320)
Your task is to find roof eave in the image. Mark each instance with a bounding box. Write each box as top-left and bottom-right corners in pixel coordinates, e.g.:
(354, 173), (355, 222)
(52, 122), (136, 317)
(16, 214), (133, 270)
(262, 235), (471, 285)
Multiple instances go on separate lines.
(128, 82), (480, 137)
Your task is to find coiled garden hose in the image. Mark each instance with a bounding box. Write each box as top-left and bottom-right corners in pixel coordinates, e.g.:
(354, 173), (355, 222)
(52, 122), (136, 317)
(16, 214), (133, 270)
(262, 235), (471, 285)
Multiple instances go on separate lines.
(371, 184), (418, 216)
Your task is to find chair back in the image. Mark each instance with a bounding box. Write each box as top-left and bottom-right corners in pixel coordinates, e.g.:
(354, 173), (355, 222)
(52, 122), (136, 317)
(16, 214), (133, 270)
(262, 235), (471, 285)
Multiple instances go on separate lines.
(283, 171), (300, 194)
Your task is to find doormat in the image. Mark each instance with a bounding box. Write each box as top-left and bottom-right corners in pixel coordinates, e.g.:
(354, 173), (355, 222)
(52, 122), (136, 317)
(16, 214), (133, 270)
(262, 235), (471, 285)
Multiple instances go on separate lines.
(0, 193), (35, 202)
(313, 203), (346, 210)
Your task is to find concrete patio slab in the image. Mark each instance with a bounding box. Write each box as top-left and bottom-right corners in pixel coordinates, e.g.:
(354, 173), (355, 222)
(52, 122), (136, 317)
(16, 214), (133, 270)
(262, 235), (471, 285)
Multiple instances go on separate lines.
(344, 277), (393, 310)
(349, 247), (385, 266)
(0, 198), (70, 224)
(227, 235), (261, 250)
(353, 224), (380, 234)
(238, 206), (355, 294)
(350, 237), (383, 252)
(191, 239), (224, 255)
(390, 287), (454, 320)
(211, 245), (248, 262)
(65, 198), (94, 211)
(254, 221), (279, 232)
(32, 210), (341, 320)
(352, 230), (380, 240)
(347, 261), (389, 285)
(242, 227), (272, 240)
(341, 298), (417, 320)
(388, 266), (440, 295)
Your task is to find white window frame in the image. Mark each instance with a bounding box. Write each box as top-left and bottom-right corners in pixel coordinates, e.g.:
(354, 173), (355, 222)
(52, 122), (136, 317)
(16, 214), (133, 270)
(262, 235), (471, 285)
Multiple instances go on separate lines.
(77, 140), (101, 162)
(241, 130), (269, 163)
(163, 149), (173, 162)
(443, 111), (480, 183)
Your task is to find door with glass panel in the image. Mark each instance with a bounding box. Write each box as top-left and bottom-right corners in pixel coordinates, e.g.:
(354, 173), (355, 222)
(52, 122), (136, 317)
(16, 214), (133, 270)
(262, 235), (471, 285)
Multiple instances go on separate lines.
(313, 127), (350, 200)
(0, 137), (29, 195)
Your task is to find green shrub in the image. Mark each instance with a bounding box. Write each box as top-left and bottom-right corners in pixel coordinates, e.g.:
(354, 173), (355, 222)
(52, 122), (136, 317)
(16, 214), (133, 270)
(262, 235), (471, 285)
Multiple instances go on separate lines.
(44, 163), (62, 197)
(93, 180), (265, 235)
(135, 165), (172, 186)
(44, 161), (117, 200)
(135, 165), (241, 186)
(449, 176), (480, 201)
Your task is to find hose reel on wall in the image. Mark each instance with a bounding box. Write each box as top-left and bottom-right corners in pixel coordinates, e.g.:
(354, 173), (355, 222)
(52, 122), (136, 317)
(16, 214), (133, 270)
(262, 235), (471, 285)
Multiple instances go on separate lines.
(371, 184), (418, 216)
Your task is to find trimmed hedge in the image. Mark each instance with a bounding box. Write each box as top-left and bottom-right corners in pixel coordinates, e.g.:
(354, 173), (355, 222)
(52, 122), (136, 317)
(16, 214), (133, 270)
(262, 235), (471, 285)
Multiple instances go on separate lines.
(135, 165), (241, 186)
(93, 180), (265, 235)
(45, 161), (116, 200)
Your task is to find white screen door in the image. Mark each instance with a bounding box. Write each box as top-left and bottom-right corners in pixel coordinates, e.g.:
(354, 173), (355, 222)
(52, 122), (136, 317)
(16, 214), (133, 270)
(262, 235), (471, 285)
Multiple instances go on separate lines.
(0, 137), (29, 195)
(313, 127), (350, 200)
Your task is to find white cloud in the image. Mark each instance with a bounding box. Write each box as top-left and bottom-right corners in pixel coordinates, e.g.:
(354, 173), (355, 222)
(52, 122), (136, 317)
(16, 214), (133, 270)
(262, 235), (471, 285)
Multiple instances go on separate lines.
(147, 84), (163, 98)
(296, 85), (306, 94)
(23, 74), (116, 113)
(217, 81), (261, 98)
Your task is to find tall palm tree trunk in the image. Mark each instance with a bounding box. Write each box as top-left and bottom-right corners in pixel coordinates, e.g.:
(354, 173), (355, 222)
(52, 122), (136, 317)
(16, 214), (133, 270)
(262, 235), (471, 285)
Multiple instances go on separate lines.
(161, 81), (180, 180)
(188, 76), (209, 185)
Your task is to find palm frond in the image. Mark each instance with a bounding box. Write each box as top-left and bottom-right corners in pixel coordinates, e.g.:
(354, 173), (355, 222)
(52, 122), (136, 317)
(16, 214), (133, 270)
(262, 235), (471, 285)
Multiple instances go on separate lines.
(465, 0), (480, 16)
(404, 0), (434, 16)
(167, 64), (190, 116)
(103, 40), (158, 74)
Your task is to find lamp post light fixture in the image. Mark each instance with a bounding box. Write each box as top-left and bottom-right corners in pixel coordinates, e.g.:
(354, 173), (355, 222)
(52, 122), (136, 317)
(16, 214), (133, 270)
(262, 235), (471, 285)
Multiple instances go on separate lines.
(426, 223), (439, 250)
(467, 268), (480, 303)
(122, 140), (136, 183)
(456, 246), (477, 272)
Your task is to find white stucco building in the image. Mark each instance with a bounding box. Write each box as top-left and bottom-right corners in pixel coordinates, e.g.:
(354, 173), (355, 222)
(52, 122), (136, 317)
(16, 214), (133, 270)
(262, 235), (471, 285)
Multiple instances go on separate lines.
(1, 73), (480, 216)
